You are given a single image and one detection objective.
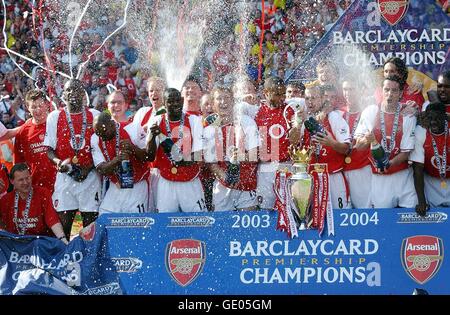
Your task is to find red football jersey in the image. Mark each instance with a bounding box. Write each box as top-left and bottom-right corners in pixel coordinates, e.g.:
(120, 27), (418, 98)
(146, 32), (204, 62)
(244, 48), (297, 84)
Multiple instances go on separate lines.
(0, 163), (9, 196)
(254, 102), (294, 162)
(341, 111), (371, 172)
(422, 131), (450, 178)
(14, 119), (57, 191)
(215, 124), (258, 191)
(44, 108), (98, 167)
(0, 186), (60, 237)
(155, 114), (201, 182)
(302, 117), (346, 174)
(140, 107), (154, 127)
(370, 112), (408, 175)
(95, 124), (149, 184)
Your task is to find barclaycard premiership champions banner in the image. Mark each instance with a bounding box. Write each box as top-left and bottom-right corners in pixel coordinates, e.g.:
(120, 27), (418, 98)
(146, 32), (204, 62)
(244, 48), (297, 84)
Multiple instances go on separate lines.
(287, 0), (450, 91)
(1, 209), (449, 295)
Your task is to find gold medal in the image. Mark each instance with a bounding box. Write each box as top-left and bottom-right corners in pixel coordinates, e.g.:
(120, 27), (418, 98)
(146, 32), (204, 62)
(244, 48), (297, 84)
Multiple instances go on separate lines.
(441, 181), (447, 189)
(171, 167), (178, 174)
(344, 156), (352, 164)
(72, 156), (79, 164)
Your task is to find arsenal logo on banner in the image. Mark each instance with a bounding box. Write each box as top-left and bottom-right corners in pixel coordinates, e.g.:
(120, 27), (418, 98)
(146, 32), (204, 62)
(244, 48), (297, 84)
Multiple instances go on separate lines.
(401, 235), (444, 284)
(79, 222), (96, 241)
(165, 239), (206, 286)
(377, 0), (410, 25)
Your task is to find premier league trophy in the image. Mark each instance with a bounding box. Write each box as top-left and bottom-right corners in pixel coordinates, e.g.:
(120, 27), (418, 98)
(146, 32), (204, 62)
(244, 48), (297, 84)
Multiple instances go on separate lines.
(289, 148), (313, 230)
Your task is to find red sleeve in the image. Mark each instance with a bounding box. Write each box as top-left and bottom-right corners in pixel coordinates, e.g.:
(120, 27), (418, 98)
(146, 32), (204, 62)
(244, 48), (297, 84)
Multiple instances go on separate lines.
(285, 106), (295, 130)
(42, 190), (60, 229)
(13, 128), (25, 164)
(0, 165), (9, 196)
(412, 91), (425, 109)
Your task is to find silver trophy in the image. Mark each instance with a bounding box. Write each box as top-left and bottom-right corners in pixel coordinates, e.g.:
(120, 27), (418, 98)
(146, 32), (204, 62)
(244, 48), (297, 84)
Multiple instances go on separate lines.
(289, 148), (313, 230)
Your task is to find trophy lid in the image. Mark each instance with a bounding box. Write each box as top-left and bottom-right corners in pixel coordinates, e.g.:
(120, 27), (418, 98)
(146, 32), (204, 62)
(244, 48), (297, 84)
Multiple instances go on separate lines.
(291, 148), (310, 165)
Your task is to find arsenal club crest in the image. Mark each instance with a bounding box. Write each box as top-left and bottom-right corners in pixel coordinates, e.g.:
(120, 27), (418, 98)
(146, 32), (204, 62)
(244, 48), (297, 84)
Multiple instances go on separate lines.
(165, 239), (206, 287)
(401, 235), (444, 284)
(377, 0), (410, 26)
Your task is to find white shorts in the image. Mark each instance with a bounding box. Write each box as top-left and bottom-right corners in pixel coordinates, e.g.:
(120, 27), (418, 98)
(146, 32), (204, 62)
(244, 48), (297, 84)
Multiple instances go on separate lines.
(52, 171), (102, 212)
(156, 176), (207, 213)
(329, 172), (352, 210)
(371, 168), (417, 208)
(146, 168), (160, 213)
(99, 180), (148, 214)
(424, 175), (450, 207)
(256, 161), (291, 209)
(213, 181), (258, 211)
(344, 165), (372, 209)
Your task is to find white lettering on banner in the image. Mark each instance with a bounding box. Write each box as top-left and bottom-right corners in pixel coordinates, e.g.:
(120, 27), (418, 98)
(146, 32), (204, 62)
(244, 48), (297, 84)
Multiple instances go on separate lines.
(366, 2), (381, 27)
(406, 243), (439, 251)
(344, 51), (446, 67)
(239, 262), (381, 285)
(170, 246), (201, 255)
(9, 251), (83, 269)
(333, 29), (450, 44)
(229, 240), (379, 257)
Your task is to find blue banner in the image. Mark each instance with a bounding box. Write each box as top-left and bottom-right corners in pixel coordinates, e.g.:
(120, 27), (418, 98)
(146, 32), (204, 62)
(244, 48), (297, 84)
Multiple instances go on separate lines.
(1, 208), (449, 295)
(0, 223), (120, 295)
(287, 0), (450, 84)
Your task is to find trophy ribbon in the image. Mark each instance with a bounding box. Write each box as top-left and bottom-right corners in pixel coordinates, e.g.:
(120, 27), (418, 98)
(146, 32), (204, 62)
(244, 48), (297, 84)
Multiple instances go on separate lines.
(311, 164), (331, 236)
(274, 170), (298, 238)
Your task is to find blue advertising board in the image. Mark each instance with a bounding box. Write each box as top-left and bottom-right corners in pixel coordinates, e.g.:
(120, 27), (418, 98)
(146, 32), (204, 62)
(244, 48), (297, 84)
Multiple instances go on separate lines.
(2, 208), (448, 295)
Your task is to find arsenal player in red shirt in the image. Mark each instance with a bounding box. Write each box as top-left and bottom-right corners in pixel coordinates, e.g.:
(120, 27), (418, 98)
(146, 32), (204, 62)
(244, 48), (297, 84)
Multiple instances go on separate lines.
(91, 112), (150, 214)
(375, 57), (425, 111)
(147, 88), (206, 212)
(410, 103), (450, 215)
(254, 76), (294, 209)
(203, 86), (259, 211)
(132, 77), (166, 212)
(44, 79), (101, 240)
(182, 76), (203, 116)
(0, 163), (68, 244)
(14, 89), (57, 192)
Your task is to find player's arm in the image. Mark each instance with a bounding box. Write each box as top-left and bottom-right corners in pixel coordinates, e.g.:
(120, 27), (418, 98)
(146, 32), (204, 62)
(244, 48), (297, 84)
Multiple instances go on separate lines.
(50, 222), (69, 245)
(146, 124), (159, 162)
(120, 139), (149, 162)
(0, 206), (6, 231)
(412, 162), (428, 216)
(388, 151), (410, 167)
(0, 219), (6, 231)
(314, 112), (351, 154)
(47, 148), (70, 173)
(313, 132), (350, 154)
(0, 127), (19, 141)
(355, 132), (374, 150)
(95, 155), (122, 176)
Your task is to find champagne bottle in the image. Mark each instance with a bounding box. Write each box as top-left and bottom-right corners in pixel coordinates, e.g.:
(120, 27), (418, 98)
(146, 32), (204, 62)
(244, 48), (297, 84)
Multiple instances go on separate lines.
(304, 117), (325, 135)
(203, 113), (221, 127)
(155, 106), (166, 115)
(224, 146), (240, 185)
(370, 140), (385, 160)
(67, 164), (83, 182)
(118, 159), (134, 189)
(370, 140), (389, 171)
